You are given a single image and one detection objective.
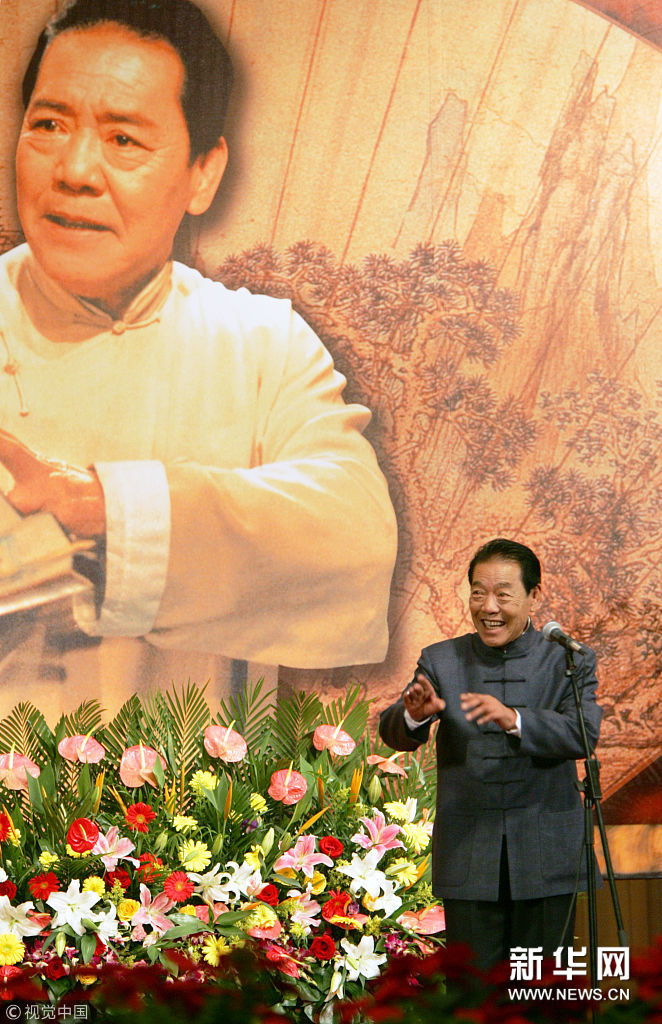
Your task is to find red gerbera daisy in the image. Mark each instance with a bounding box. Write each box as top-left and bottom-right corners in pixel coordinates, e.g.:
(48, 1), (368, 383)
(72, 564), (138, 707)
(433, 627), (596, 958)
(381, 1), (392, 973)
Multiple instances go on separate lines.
(125, 802), (156, 833)
(163, 871), (195, 903)
(0, 812), (12, 843)
(28, 872), (60, 900)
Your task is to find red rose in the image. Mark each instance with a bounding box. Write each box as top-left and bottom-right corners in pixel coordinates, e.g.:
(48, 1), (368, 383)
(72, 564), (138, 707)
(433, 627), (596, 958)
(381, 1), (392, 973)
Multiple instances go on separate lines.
(0, 881), (16, 900)
(321, 889), (352, 922)
(105, 867), (131, 891)
(66, 817), (99, 853)
(43, 958), (67, 980)
(319, 836), (344, 859)
(309, 933), (336, 961)
(257, 883), (279, 906)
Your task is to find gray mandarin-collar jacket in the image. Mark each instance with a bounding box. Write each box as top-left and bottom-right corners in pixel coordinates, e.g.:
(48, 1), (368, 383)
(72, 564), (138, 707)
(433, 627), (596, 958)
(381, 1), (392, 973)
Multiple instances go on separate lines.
(379, 625), (602, 901)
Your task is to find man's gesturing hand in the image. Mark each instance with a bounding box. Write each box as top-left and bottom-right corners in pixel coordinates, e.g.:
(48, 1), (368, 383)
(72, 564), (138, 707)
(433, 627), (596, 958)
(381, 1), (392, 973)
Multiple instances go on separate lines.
(403, 672), (446, 722)
(0, 429), (106, 538)
(461, 692), (517, 731)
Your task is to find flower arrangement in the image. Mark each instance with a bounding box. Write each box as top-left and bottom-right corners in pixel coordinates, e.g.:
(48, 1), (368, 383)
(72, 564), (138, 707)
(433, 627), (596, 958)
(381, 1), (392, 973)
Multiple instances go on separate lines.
(0, 680), (443, 1020)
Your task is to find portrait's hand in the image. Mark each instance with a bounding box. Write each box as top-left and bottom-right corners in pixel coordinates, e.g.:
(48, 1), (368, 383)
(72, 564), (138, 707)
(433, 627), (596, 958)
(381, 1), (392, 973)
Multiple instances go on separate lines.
(0, 429), (105, 538)
(403, 671), (446, 721)
(461, 692), (517, 731)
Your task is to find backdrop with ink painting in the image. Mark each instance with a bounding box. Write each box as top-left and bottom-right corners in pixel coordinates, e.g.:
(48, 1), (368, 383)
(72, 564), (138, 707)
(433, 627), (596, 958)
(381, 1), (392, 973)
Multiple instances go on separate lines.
(1, 0), (661, 874)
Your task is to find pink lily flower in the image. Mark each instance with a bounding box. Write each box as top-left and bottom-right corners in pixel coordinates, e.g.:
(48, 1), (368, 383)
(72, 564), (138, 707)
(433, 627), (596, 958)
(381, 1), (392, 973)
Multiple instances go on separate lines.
(92, 826), (140, 871)
(313, 724), (356, 756)
(203, 723), (247, 762)
(268, 766), (307, 805)
(119, 744), (167, 788)
(286, 889), (322, 933)
(274, 835), (333, 878)
(58, 734), (105, 764)
(130, 883), (175, 937)
(0, 752), (40, 792)
(351, 810), (405, 856)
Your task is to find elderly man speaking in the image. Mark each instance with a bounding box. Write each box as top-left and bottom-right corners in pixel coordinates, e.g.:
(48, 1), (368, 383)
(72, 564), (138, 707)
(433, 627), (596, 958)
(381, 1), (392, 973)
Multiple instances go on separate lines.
(0, 0), (396, 715)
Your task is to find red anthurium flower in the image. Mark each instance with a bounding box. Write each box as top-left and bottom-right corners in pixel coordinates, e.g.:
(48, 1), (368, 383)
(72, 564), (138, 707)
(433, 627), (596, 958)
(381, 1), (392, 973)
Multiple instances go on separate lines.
(366, 752), (407, 776)
(125, 802), (156, 833)
(67, 817), (99, 853)
(265, 945), (300, 978)
(57, 734), (105, 764)
(398, 905), (446, 934)
(163, 871), (195, 903)
(313, 724), (356, 756)
(309, 933), (337, 960)
(268, 766), (307, 805)
(0, 751), (40, 792)
(119, 744), (167, 788)
(203, 723), (247, 763)
(319, 836), (344, 859)
(28, 872), (60, 901)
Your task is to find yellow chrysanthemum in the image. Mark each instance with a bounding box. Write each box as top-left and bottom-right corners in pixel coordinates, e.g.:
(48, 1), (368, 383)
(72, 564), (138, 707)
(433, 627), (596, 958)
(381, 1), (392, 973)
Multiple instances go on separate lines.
(242, 903), (278, 932)
(117, 899), (141, 922)
(382, 801), (411, 823)
(401, 822), (431, 854)
(190, 771), (218, 796)
(0, 934), (25, 966)
(39, 851), (59, 868)
(172, 815), (198, 833)
(178, 840), (212, 872)
(82, 876), (106, 897)
(249, 793), (267, 814)
(310, 870), (326, 895)
(178, 904), (198, 916)
(202, 935), (230, 966)
(386, 858), (418, 886)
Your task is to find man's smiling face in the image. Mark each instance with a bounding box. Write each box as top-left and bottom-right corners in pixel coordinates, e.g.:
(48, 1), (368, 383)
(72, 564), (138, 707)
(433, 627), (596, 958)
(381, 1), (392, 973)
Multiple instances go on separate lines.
(469, 556), (541, 648)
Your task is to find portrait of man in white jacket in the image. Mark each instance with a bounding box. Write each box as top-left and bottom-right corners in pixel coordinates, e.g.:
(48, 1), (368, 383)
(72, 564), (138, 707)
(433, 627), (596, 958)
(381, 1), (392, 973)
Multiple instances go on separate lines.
(0, 0), (397, 716)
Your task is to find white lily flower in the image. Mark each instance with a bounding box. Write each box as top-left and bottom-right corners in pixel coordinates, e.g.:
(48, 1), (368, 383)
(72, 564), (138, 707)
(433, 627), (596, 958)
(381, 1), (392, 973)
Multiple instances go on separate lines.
(47, 880), (101, 936)
(337, 848), (388, 899)
(369, 878), (402, 916)
(0, 895), (44, 939)
(339, 935), (387, 982)
(91, 903), (120, 944)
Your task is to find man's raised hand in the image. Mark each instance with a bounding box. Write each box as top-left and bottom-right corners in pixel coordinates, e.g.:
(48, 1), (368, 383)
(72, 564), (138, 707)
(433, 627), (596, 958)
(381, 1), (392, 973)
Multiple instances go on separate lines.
(403, 671), (446, 721)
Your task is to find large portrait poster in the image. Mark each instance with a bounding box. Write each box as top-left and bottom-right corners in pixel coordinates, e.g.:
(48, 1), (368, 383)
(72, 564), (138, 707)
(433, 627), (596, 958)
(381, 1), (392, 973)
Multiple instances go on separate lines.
(1, 0), (661, 880)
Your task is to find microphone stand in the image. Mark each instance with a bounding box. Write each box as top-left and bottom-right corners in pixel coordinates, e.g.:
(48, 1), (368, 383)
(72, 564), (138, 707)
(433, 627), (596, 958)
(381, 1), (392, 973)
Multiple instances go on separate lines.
(565, 646), (627, 1023)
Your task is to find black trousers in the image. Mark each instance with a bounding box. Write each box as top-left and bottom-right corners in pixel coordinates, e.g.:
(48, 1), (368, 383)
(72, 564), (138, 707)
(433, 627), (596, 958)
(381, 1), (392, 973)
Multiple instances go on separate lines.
(443, 839), (576, 971)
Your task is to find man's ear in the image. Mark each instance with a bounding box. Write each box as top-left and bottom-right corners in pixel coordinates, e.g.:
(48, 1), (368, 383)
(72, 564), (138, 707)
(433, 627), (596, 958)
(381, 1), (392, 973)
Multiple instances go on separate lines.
(187, 137), (229, 216)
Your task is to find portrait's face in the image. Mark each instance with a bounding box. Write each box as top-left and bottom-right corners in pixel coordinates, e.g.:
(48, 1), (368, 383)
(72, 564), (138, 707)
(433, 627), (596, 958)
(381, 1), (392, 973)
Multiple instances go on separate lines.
(469, 557), (540, 648)
(16, 24), (225, 315)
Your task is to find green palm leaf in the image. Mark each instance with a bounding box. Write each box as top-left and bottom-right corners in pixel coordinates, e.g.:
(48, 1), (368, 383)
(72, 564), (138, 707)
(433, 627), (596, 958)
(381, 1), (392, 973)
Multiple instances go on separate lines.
(163, 681), (210, 776)
(56, 700), (105, 743)
(269, 688), (322, 762)
(0, 702), (54, 765)
(214, 677), (276, 752)
(99, 694), (143, 761)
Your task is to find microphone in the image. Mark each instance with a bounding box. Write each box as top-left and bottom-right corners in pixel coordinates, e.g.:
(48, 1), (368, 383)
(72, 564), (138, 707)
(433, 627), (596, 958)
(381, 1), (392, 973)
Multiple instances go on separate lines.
(542, 621), (582, 652)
